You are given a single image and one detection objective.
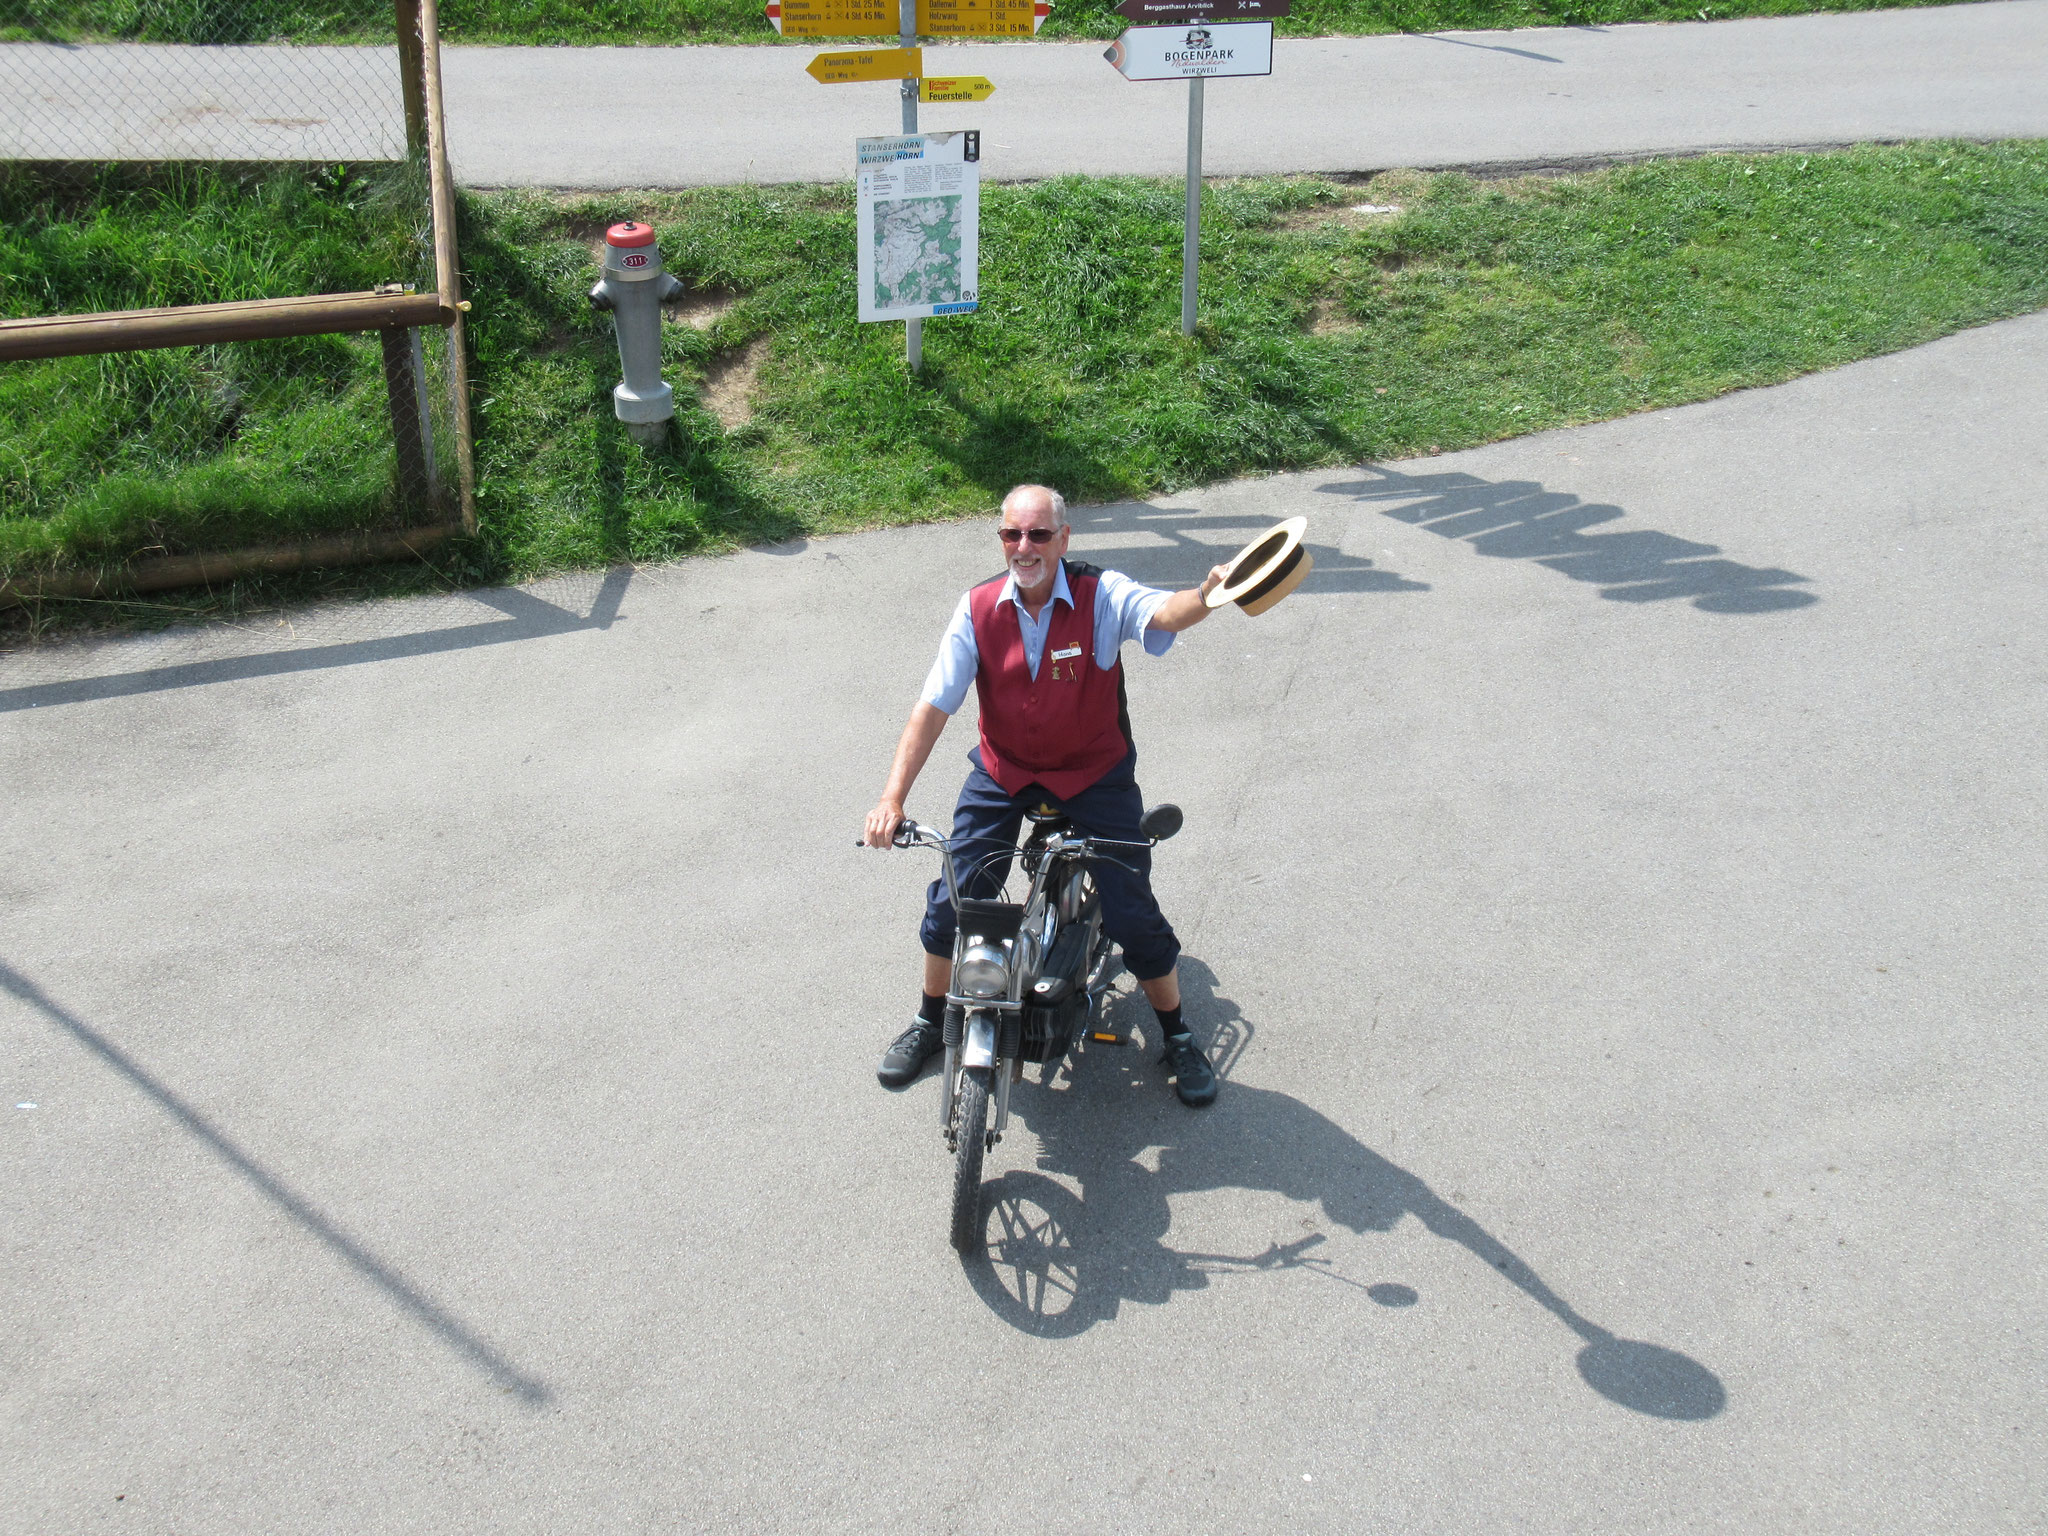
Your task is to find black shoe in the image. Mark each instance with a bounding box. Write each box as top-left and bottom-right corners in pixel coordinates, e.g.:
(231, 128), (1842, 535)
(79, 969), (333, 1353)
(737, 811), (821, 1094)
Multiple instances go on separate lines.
(1159, 1032), (1218, 1107)
(878, 1018), (944, 1088)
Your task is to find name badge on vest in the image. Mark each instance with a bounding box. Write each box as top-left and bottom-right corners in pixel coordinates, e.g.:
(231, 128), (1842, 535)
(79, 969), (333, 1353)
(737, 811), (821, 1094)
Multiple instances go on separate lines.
(1049, 644), (1082, 682)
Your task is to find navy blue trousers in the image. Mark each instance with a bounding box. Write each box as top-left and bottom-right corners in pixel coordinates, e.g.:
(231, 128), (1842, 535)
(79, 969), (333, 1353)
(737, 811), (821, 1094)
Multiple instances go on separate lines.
(919, 747), (1182, 982)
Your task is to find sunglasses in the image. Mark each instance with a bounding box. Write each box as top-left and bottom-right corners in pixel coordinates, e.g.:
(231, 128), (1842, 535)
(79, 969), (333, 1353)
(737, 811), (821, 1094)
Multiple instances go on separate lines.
(999, 527), (1059, 545)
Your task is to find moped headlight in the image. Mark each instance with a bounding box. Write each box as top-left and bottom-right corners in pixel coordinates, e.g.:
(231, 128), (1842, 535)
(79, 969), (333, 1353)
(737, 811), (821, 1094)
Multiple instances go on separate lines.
(955, 942), (1009, 999)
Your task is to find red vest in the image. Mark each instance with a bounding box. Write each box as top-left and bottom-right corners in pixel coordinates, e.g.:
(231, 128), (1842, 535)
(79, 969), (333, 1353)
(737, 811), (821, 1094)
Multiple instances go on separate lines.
(969, 561), (1132, 800)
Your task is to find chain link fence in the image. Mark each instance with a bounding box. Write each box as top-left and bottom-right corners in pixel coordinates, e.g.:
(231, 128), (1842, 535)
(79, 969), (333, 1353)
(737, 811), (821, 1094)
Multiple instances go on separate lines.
(2, 1), (410, 162)
(0, 0), (470, 601)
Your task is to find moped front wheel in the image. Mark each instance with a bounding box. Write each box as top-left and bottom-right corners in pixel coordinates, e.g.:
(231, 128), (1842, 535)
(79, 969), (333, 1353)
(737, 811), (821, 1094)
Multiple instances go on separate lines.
(949, 1067), (991, 1254)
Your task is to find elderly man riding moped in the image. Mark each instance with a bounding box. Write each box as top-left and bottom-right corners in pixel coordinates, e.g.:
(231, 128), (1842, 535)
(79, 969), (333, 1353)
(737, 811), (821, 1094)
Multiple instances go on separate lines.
(861, 483), (1230, 1107)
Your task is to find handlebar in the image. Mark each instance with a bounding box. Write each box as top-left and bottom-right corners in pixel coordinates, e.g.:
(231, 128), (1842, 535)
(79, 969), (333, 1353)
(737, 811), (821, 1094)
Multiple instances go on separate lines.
(859, 815), (1158, 915)
(857, 820), (1150, 853)
(851, 818), (944, 850)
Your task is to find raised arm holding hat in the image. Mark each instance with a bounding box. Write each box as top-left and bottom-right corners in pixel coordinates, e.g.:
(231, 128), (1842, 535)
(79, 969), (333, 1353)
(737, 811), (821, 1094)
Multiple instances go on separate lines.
(863, 484), (1231, 1107)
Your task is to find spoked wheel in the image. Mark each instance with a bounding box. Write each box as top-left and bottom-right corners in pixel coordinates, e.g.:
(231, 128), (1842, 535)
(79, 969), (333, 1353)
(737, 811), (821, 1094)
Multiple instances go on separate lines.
(949, 1067), (991, 1254)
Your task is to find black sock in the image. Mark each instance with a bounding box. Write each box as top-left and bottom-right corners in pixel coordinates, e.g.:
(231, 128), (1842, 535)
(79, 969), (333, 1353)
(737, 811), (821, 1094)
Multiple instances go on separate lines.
(1154, 1004), (1185, 1038)
(919, 991), (947, 1027)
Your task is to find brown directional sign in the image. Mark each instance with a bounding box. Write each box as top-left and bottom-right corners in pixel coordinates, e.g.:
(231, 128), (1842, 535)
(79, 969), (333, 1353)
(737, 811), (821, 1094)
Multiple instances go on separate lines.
(1112, 0), (1286, 19)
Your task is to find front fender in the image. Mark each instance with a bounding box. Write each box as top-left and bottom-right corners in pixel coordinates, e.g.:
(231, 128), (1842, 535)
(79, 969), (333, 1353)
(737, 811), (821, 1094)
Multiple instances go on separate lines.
(961, 1009), (998, 1071)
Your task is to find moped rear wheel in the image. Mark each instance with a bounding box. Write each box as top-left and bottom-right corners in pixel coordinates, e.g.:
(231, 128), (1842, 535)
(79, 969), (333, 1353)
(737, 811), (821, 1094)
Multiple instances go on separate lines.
(949, 1067), (991, 1254)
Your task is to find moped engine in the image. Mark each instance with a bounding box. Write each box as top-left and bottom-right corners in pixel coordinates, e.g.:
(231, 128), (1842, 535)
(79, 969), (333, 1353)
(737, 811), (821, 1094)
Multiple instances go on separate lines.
(1020, 995), (1086, 1064)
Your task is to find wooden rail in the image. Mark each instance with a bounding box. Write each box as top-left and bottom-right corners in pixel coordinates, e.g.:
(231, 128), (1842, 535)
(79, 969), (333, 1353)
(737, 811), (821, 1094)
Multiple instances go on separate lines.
(0, 289), (454, 363)
(0, 0), (479, 593)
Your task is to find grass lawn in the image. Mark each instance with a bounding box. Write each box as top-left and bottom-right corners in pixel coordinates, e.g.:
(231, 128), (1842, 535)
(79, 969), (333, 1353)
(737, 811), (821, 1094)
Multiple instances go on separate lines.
(3, 140), (2047, 626)
(4, 0), (1990, 47)
(0, 161), (440, 579)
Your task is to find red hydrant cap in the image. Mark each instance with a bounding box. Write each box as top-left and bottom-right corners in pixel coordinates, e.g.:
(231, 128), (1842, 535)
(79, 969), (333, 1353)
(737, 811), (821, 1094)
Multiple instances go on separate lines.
(606, 221), (657, 248)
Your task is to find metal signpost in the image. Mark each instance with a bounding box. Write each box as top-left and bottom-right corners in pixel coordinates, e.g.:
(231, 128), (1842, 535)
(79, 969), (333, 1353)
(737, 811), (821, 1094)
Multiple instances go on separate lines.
(773, 0), (1048, 371)
(897, 0), (925, 369)
(1105, 0), (1282, 335)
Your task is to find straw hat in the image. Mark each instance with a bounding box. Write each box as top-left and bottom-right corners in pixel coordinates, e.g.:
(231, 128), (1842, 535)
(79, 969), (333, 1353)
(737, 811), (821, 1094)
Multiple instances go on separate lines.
(1203, 516), (1314, 616)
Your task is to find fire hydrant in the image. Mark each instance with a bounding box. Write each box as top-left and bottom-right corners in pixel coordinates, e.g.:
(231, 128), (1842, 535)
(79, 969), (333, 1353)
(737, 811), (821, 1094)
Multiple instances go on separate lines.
(588, 221), (685, 446)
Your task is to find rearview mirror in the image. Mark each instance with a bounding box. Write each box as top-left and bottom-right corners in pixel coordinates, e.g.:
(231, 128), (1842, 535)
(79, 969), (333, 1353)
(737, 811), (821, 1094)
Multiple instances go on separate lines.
(1139, 803), (1183, 842)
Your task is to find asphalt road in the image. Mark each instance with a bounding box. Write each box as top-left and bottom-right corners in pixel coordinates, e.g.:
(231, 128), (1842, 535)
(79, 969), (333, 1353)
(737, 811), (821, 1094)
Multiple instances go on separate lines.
(4, 311), (2042, 1532)
(3, 2), (2045, 182)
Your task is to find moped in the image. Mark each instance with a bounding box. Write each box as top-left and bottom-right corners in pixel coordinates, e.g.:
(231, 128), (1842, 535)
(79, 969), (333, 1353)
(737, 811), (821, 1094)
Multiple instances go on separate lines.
(882, 800), (1183, 1252)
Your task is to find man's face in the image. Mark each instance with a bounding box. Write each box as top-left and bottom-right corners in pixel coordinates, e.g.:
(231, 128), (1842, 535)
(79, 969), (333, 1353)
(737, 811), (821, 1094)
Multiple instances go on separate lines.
(999, 496), (1069, 592)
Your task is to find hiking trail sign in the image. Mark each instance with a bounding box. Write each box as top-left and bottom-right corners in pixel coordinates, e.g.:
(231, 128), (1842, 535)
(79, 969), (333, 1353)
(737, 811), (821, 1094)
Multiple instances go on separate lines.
(1103, 20), (1273, 80)
(807, 46), (923, 83)
(780, 0), (1026, 372)
(920, 76), (997, 101)
(1112, 0), (1285, 19)
(768, 0), (1048, 34)
(1103, 16), (1278, 334)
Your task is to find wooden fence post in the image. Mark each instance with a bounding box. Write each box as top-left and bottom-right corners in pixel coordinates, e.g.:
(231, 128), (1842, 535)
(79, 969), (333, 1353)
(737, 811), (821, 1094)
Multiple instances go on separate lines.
(380, 327), (439, 513)
(394, 0), (429, 157)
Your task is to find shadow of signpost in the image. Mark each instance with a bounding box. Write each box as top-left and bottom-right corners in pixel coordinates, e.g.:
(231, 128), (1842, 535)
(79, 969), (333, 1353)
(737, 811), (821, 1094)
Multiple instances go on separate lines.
(963, 958), (1725, 1422)
(1319, 463), (1815, 613)
(1063, 497), (1429, 598)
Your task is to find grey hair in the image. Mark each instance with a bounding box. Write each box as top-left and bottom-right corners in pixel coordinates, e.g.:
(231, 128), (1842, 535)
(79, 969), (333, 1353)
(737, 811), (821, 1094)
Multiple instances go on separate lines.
(1000, 484), (1067, 527)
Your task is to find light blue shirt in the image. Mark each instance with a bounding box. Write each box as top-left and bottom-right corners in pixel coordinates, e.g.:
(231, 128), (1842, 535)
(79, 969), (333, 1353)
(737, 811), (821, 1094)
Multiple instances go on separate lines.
(921, 562), (1176, 715)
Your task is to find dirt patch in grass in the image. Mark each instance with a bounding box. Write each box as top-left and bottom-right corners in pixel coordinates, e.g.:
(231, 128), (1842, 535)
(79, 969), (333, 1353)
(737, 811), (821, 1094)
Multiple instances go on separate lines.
(701, 336), (768, 429)
(1308, 297), (1359, 334)
(1273, 200), (1406, 231)
(667, 285), (741, 330)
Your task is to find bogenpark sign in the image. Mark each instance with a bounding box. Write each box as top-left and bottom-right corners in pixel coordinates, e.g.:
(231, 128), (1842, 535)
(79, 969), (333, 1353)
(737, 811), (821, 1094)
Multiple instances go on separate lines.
(1103, 10), (1280, 332)
(1102, 20), (1274, 81)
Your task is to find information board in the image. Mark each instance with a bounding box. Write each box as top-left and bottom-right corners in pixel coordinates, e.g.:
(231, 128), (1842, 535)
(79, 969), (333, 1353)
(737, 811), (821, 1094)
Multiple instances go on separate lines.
(856, 132), (982, 323)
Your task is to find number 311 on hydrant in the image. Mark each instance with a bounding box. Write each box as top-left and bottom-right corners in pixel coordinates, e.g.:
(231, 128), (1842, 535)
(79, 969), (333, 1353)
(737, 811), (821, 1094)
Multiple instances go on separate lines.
(588, 221), (685, 447)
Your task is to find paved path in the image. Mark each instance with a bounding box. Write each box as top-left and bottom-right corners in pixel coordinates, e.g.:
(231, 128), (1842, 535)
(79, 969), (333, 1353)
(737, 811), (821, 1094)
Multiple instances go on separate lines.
(4, 312), (2043, 1532)
(3, 2), (2045, 182)
(444, 0), (2048, 184)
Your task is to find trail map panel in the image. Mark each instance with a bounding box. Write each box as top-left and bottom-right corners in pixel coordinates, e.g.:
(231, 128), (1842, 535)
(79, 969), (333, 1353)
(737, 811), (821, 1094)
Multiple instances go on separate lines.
(857, 132), (981, 323)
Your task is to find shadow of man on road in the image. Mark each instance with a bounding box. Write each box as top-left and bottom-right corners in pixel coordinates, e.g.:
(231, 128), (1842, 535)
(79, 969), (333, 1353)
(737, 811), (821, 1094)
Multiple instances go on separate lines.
(963, 957), (1725, 1422)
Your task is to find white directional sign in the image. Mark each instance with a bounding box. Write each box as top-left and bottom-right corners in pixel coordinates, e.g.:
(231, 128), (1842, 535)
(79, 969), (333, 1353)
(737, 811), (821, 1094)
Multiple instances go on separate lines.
(1103, 20), (1273, 80)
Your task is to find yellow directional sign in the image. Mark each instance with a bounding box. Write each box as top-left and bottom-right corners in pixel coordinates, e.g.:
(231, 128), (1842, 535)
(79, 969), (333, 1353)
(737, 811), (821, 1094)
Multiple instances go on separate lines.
(919, 75), (997, 102)
(917, 0), (1048, 36)
(769, 0), (1049, 34)
(806, 46), (923, 83)
(768, 0), (896, 37)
